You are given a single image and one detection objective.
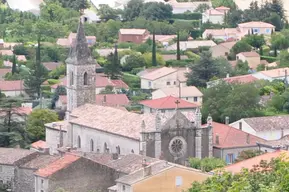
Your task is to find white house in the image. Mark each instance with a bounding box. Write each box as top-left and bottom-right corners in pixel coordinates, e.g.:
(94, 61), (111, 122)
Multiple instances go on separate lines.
(140, 67), (188, 90)
(230, 115), (289, 141)
(166, 40), (216, 51)
(152, 86), (203, 105)
(202, 6), (230, 24)
(139, 96), (200, 114)
(252, 67), (289, 82)
(0, 80), (25, 97)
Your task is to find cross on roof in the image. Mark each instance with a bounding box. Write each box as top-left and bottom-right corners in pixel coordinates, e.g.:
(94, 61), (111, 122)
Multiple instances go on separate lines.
(175, 100), (180, 110)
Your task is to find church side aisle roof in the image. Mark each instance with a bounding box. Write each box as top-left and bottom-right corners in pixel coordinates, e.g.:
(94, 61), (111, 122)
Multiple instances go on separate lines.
(69, 104), (156, 140)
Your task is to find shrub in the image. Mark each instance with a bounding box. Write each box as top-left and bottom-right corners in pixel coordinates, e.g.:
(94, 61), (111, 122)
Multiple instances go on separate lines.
(47, 79), (60, 85)
(172, 13), (202, 20)
(261, 55), (278, 63)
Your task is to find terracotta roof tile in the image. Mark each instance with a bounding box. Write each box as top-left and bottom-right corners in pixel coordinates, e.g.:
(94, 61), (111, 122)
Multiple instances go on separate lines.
(205, 9), (224, 15)
(35, 154), (80, 178)
(140, 67), (177, 80)
(110, 79), (129, 89)
(0, 50), (13, 56)
(223, 74), (258, 84)
(215, 6), (230, 10)
(96, 94), (129, 106)
(238, 21), (275, 28)
(242, 115), (289, 132)
(119, 29), (147, 35)
(220, 150), (289, 174)
(238, 51), (259, 57)
(31, 140), (48, 150)
(259, 67), (289, 78)
(21, 154), (60, 169)
(212, 122), (266, 148)
(0, 80), (24, 91)
(16, 55), (26, 62)
(140, 96), (199, 109)
(0, 148), (36, 165)
(69, 104), (156, 140)
(0, 68), (11, 78)
(258, 135), (289, 148)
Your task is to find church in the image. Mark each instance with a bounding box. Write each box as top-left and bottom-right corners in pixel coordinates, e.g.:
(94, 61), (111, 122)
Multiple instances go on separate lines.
(45, 21), (213, 165)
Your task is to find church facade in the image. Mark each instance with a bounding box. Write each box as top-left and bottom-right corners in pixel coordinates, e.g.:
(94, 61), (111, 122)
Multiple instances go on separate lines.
(45, 21), (213, 165)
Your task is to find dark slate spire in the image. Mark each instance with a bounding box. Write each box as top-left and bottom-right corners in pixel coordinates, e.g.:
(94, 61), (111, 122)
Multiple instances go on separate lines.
(66, 20), (94, 64)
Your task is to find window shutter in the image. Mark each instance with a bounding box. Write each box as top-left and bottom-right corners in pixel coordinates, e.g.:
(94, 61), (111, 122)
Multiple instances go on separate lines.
(232, 153), (235, 163)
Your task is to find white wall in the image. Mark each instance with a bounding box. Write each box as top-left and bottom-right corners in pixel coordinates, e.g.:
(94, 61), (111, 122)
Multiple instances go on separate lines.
(72, 124), (140, 155)
(2, 90), (24, 97)
(46, 128), (67, 155)
(230, 119), (257, 135)
(34, 176), (48, 192)
(202, 14), (224, 24)
(141, 72), (179, 90)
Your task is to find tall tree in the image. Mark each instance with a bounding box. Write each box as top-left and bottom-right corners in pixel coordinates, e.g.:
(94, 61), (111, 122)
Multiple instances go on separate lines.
(176, 30), (181, 60)
(152, 30), (157, 66)
(186, 51), (226, 87)
(0, 98), (30, 148)
(11, 54), (17, 75)
(122, 0), (144, 21)
(24, 36), (48, 98)
(104, 43), (121, 79)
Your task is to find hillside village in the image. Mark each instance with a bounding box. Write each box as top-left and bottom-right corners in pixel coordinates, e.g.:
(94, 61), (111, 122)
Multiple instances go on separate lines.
(1, 0), (289, 192)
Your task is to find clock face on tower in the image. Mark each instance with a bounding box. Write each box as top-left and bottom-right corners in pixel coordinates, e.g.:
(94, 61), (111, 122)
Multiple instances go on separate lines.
(169, 136), (187, 157)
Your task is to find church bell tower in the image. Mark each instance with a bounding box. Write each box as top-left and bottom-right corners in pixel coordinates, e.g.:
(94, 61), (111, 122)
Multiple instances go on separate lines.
(66, 20), (96, 113)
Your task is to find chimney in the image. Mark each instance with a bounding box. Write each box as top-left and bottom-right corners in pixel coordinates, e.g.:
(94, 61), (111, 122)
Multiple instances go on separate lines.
(103, 95), (107, 103)
(246, 134), (250, 144)
(112, 153), (119, 160)
(225, 116), (229, 125)
(143, 165), (152, 177)
(215, 134), (219, 145)
(239, 122), (242, 130)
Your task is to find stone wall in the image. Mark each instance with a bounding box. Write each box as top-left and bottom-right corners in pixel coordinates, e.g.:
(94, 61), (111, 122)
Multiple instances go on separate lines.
(15, 168), (35, 192)
(48, 158), (118, 192)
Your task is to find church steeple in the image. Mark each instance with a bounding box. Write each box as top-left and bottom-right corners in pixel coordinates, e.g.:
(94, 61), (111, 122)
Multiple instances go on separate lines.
(66, 20), (96, 113)
(66, 20), (94, 64)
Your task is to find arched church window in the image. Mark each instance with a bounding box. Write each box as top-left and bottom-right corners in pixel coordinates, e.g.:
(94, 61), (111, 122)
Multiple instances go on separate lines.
(116, 146), (121, 154)
(90, 139), (94, 152)
(77, 136), (81, 148)
(131, 149), (134, 154)
(70, 71), (74, 85)
(84, 72), (88, 85)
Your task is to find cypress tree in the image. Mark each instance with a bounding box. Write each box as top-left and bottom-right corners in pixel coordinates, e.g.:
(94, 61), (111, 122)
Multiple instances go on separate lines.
(152, 30), (157, 66)
(177, 30), (181, 60)
(11, 54), (17, 75)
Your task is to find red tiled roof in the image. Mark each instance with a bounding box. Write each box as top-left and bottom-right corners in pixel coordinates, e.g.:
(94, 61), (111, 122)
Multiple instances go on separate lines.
(96, 94), (129, 106)
(111, 79), (129, 89)
(0, 80), (23, 91)
(42, 62), (62, 71)
(139, 96), (199, 109)
(31, 140), (48, 150)
(220, 150), (289, 174)
(35, 154), (80, 178)
(215, 6), (230, 10)
(212, 122), (266, 148)
(223, 74), (258, 84)
(16, 55), (26, 62)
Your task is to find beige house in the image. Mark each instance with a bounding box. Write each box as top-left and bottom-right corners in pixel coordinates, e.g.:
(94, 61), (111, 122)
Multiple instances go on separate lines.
(152, 86), (203, 105)
(236, 52), (260, 69)
(166, 40), (216, 51)
(210, 41), (236, 58)
(203, 21), (275, 41)
(202, 6), (230, 24)
(140, 67), (188, 90)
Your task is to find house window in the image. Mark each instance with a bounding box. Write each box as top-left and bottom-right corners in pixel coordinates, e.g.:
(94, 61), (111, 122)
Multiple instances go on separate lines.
(122, 185), (126, 191)
(116, 146), (121, 154)
(225, 52), (228, 56)
(150, 108), (153, 113)
(41, 190), (44, 192)
(173, 81), (176, 85)
(77, 136), (81, 148)
(87, 39), (92, 44)
(84, 72), (88, 85)
(148, 81), (152, 87)
(226, 153), (235, 164)
(194, 97), (198, 102)
(41, 179), (44, 188)
(90, 139), (94, 152)
(0, 180), (3, 185)
(186, 97), (188, 100)
(266, 28), (271, 34)
(131, 149), (134, 153)
(161, 109), (165, 113)
(167, 81), (171, 85)
(253, 28), (259, 33)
